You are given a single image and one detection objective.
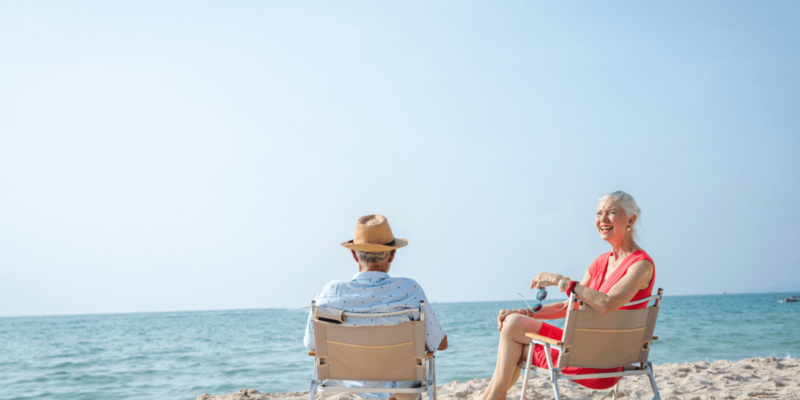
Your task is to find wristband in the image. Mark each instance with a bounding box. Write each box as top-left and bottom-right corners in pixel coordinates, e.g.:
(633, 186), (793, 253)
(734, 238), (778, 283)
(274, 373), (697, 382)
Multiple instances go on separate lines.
(566, 281), (579, 296)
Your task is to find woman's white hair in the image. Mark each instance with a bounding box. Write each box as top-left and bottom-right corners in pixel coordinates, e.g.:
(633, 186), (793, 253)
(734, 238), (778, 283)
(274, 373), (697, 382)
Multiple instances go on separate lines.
(599, 190), (642, 238)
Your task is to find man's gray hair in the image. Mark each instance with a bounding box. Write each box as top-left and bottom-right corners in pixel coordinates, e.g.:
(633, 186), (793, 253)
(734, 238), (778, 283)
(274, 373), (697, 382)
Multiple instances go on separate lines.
(355, 250), (393, 264)
(599, 190), (642, 238)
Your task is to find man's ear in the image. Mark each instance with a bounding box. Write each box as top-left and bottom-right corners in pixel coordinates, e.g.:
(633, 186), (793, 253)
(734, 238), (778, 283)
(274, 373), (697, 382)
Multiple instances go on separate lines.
(387, 249), (396, 263)
(351, 250), (359, 263)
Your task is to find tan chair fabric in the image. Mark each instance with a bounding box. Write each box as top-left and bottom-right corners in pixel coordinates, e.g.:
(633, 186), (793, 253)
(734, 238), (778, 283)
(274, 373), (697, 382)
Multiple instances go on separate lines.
(313, 319), (426, 381)
(557, 302), (660, 369)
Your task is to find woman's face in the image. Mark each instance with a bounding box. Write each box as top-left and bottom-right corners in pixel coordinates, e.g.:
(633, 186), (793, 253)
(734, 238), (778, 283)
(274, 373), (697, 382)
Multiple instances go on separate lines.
(595, 199), (630, 241)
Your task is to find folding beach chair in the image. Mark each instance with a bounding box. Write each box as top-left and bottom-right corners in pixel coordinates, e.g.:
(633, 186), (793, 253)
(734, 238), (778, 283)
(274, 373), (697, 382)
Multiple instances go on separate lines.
(519, 288), (663, 400)
(308, 300), (437, 400)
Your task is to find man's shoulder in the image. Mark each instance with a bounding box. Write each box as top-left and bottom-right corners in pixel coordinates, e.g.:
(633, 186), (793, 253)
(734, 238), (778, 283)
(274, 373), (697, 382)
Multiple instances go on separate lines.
(316, 279), (348, 293)
(385, 276), (426, 288)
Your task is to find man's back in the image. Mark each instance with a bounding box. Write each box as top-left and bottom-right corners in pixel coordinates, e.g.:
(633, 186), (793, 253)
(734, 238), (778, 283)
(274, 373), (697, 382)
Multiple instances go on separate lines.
(305, 214), (446, 399)
(303, 271), (445, 353)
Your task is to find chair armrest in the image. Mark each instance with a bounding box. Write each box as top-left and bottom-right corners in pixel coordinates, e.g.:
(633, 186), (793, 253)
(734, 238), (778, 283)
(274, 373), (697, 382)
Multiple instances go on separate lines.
(426, 351), (434, 357)
(652, 336), (658, 341)
(308, 351), (316, 357)
(525, 332), (563, 346)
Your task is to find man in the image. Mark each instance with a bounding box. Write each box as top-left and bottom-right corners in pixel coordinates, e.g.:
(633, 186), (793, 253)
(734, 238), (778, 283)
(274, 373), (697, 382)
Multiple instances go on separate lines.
(303, 214), (448, 400)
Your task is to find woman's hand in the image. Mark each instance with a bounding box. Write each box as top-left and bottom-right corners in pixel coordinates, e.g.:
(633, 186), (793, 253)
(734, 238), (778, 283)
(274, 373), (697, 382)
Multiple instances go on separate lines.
(497, 308), (527, 331)
(531, 272), (571, 290)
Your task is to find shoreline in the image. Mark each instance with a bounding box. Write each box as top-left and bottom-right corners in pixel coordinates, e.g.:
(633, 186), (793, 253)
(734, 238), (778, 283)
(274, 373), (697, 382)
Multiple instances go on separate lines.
(198, 357), (798, 400)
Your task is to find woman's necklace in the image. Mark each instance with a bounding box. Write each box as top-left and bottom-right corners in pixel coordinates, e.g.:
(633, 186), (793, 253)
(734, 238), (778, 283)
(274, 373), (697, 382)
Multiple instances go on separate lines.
(609, 248), (633, 271)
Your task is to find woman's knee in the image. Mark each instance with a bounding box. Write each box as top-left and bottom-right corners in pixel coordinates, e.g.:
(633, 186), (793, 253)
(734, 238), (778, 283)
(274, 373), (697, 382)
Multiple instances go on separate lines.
(502, 314), (542, 339)
(502, 313), (525, 335)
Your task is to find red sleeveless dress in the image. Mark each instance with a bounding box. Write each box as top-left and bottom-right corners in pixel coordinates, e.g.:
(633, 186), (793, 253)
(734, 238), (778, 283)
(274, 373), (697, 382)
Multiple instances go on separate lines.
(530, 250), (656, 389)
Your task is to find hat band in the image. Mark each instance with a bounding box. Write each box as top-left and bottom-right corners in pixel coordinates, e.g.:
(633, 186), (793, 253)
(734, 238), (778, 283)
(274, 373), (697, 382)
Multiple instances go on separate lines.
(355, 239), (396, 247)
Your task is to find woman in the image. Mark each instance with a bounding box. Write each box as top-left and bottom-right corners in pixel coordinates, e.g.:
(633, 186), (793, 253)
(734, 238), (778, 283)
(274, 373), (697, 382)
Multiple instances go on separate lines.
(481, 191), (656, 400)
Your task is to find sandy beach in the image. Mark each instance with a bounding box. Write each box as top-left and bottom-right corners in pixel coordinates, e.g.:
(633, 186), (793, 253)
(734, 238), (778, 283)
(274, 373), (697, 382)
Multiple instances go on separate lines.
(198, 357), (799, 400)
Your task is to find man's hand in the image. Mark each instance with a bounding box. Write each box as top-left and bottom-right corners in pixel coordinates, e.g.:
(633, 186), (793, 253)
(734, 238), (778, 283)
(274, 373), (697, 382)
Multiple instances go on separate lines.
(437, 335), (448, 351)
(497, 308), (527, 331)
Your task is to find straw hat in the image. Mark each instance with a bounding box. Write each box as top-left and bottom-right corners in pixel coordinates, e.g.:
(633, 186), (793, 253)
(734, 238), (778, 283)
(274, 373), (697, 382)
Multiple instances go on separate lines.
(341, 214), (408, 252)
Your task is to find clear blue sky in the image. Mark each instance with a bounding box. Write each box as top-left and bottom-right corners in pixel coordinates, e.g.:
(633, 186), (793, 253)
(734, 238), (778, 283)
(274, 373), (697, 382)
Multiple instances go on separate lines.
(1, 1), (798, 317)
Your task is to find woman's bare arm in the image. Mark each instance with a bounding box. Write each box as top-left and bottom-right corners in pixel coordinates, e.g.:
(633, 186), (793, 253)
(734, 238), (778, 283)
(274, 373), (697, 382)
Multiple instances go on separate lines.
(498, 271), (593, 327)
(572, 260), (653, 314)
(523, 270), (593, 319)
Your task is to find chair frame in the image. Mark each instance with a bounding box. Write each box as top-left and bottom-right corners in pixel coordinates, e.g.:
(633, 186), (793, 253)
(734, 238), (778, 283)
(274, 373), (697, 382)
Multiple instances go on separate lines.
(308, 300), (437, 400)
(519, 289), (663, 400)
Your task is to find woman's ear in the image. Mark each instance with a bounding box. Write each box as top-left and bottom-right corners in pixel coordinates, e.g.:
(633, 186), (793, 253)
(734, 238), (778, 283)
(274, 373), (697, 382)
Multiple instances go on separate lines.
(628, 214), (637, 228)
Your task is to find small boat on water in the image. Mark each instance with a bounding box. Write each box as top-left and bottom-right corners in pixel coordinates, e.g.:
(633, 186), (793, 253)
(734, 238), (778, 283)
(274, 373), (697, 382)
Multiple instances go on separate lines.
(783, 295), (800, 302)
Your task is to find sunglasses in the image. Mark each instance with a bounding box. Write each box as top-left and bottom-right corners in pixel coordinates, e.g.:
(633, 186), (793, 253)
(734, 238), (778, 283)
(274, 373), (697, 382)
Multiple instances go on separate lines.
(518, 288), (548, 313)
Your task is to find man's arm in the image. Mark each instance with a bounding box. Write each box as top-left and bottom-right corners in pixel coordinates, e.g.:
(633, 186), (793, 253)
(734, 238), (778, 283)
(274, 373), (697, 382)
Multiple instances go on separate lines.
(437, 335), (448, 351)
(414, 282), (447, 351)
(303, 308), (315, 351)
(304, 286), (332, 351)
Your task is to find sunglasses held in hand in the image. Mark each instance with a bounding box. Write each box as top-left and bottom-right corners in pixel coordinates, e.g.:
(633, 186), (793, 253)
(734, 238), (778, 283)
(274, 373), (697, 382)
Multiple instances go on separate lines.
(518, 288), (547, 314)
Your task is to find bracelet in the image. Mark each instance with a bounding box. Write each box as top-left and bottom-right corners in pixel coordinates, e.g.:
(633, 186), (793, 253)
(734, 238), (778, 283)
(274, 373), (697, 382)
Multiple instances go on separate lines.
(566, 281), (579, 296)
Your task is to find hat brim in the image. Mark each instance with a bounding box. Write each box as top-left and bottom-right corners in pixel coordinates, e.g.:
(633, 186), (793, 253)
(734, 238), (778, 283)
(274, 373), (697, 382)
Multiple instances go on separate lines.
(341, 238), (408, 252)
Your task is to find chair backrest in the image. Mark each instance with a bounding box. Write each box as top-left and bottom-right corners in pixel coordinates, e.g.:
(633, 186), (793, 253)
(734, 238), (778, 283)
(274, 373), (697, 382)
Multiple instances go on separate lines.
(312, 301), (428, 382)
(557, 288), (662, 369)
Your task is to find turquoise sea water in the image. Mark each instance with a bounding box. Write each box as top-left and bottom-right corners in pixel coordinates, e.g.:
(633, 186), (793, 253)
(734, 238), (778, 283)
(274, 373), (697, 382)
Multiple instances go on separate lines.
(1, 292), (798, 400)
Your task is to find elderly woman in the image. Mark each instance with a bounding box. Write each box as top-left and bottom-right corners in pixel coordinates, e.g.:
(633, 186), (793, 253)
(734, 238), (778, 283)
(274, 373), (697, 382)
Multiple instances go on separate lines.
(481, 191), (656, 400)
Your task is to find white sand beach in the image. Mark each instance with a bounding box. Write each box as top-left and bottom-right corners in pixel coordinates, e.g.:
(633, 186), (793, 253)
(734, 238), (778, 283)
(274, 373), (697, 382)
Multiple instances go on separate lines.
(198, 357), (799, 400)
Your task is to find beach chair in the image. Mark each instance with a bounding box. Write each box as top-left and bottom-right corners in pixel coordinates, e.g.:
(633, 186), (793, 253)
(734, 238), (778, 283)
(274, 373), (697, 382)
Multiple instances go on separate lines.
(307, 300), (437, 400)
(518, 288), (663, 400)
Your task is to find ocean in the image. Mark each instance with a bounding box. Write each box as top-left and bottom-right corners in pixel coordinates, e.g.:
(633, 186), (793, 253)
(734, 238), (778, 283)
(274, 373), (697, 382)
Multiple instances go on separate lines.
(1, 292), (798, 400)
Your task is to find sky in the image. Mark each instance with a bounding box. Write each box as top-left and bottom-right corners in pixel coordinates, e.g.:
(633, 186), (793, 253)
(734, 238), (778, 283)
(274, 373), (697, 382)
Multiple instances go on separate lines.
(0, 1), (798, 317)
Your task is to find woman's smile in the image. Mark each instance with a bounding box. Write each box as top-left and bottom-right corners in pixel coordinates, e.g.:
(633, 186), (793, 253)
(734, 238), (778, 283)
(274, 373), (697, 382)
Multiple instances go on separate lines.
(596, 199), (626, 240)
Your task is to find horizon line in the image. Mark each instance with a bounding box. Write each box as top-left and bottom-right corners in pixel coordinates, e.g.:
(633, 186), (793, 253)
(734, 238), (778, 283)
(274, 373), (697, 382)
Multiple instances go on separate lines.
(2, 290), (798, 319)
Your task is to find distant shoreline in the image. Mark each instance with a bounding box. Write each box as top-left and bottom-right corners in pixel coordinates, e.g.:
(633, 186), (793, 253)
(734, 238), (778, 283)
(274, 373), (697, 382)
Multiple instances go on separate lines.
(2, 291), (800, 319)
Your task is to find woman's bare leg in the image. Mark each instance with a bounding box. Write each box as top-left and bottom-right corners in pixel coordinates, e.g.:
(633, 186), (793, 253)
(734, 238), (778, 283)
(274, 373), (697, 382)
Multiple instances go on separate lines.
(481, 350), (527, 400)
(504, 345), (530, 391)
(481, 315), (543, 400)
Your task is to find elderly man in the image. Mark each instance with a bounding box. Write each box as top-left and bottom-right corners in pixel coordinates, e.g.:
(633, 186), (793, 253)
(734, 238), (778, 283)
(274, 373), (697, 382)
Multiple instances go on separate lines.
(303, 214), (448, 400)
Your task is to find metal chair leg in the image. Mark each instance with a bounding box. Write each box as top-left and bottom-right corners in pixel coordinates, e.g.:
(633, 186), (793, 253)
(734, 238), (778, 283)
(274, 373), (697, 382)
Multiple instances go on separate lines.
(427, 355), (436, 400)
(646, 362), (661, 400)
(309, 364), (318, 400)
(541, 344), (560, 400)
(612, 380), (620, 400)
(520, 344), (534, 400)
(550, 378), (561, 400)
(432, 356), (437, 400)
